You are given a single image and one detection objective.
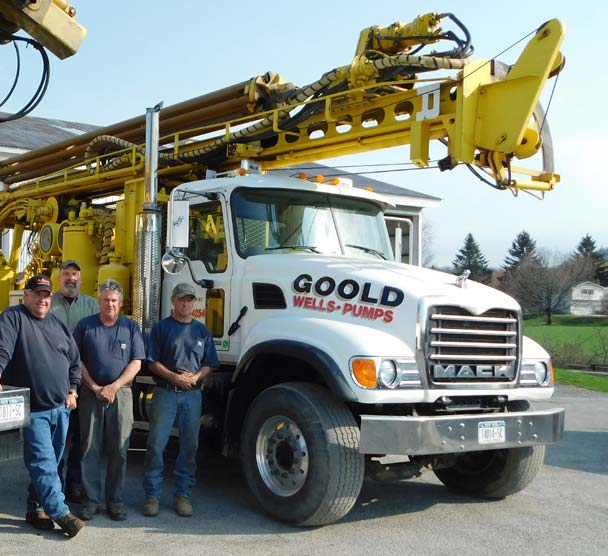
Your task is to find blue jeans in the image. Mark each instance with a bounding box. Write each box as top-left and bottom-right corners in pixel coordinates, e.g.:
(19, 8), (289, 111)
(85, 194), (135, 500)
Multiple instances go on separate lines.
(58, 406), (81, 490)
(143, 387), (202, 499)
(23, 406), (71, 520)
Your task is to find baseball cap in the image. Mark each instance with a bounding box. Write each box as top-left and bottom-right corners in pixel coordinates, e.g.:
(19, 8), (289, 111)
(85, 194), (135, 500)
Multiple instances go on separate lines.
(61, 259), (81, 271)
(25, 274), (52, 292)
(172, 283), (196, 298)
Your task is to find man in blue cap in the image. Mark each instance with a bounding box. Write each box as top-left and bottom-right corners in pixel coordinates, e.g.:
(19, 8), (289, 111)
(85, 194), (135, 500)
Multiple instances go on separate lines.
(142, 282), (219, 518)
(0, 274), (85, 537)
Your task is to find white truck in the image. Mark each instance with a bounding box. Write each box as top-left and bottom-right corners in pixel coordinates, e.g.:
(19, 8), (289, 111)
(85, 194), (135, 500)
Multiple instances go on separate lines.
(154, 168), (564, 525)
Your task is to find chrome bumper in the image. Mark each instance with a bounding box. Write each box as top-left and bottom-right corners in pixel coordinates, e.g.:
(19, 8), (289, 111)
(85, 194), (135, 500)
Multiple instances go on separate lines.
(359, 408), (565, 455)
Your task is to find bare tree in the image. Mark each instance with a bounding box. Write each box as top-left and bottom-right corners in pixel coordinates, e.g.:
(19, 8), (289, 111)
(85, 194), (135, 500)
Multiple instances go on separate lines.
(503, 249), (594, 324)
(591, 327), (608, 366)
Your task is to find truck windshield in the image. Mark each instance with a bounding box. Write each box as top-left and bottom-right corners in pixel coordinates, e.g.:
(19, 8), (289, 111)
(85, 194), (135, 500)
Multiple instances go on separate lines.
(231, 188), (392, 260)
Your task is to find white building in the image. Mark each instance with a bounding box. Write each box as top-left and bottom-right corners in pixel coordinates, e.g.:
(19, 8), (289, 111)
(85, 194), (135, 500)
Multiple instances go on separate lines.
(570, 281), (607, 316)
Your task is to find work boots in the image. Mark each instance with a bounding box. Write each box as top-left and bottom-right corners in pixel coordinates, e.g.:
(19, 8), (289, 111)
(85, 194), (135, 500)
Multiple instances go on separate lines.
(25, 510), (54, 530)
(56, 513), (85, 538)
(142, 497), (159, 517)
(173, 495), (193, 517)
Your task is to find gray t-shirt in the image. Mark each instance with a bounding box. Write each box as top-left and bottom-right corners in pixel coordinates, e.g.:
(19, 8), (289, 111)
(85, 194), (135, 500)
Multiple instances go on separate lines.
(51, 291), (98, 333)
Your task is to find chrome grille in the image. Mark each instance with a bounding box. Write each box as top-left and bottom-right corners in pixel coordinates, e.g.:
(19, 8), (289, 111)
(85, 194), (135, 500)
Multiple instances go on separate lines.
(426, 307), (519, 384)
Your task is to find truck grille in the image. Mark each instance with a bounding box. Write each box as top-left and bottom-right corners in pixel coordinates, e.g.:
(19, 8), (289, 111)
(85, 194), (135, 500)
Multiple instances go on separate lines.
(425, 306), (519, 384)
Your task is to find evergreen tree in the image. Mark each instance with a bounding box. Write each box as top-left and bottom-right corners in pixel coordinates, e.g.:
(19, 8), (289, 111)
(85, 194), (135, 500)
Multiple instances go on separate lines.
(452, 233), (491, 284)
(573, 234), (608, 286)
(503, 230), (538, 271)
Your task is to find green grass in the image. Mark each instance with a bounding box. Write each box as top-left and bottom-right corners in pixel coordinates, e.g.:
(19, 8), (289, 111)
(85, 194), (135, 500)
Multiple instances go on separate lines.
(554, 368), (608, 393)
(523, 315), (608, 365)
(524, 325), (601, 344)
(523, 315), (608, 327)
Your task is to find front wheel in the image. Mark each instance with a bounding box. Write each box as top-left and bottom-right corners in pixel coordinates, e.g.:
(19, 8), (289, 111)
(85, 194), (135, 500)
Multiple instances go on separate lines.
(241, 382), (364, 526)
(433, 445), (546, 498)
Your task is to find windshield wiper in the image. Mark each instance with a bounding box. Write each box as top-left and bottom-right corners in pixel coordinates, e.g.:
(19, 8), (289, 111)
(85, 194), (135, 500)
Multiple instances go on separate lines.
(346, 244), (388, 260)
(265, 245), (321, 253)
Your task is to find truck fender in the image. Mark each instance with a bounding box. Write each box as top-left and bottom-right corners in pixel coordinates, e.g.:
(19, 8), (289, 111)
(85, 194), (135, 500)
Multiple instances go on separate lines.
(233, 339), (357, 401)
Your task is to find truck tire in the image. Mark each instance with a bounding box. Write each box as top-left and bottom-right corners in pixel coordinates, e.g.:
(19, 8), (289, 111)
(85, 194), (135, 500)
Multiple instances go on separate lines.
(433, 444), (546, 498)
(241, 382), (364, 526)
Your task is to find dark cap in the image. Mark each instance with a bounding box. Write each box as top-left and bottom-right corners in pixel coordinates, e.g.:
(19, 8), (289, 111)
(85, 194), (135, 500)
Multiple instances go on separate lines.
(172, 282), (196, 298)
(25, 274), (52, 292)
(61, 259), (81, 271)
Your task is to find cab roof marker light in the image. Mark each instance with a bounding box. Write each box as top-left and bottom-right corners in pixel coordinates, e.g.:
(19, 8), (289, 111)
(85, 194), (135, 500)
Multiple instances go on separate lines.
(322, 177), (354, 187)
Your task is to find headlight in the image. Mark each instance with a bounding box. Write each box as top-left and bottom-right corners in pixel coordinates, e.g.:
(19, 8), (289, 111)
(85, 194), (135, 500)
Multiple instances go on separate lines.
(520, 360), (551, 386)
(533, 361), (548, 384)
(378, 360), (401, 389)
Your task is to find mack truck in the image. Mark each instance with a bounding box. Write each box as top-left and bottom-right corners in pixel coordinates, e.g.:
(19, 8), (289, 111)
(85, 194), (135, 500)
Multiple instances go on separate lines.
(0, 13), (566, 525)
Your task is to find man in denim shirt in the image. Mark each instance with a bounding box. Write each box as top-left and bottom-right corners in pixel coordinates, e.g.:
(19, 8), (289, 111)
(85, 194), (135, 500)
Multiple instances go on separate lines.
(142, 282), (219, 518)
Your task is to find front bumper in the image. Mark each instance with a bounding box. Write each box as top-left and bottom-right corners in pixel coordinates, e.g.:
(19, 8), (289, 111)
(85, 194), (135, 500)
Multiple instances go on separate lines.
(359, 408), (565, 455)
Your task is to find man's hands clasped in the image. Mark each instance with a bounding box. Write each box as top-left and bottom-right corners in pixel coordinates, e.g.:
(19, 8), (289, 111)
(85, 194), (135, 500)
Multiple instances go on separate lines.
(169, 370), (199, 391)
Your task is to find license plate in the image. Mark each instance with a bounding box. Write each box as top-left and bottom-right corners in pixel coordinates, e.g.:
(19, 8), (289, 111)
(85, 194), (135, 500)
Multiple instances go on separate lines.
(0, 396), (25, 425)
(478, 420), (505, 444)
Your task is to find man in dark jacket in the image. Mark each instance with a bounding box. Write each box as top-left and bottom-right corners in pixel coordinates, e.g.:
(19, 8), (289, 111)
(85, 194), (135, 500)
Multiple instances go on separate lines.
(0, 274), (85, 538)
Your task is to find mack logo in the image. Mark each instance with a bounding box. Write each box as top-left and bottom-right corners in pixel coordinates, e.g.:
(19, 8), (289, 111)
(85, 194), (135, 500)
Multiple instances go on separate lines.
(432, 364), (515, 380)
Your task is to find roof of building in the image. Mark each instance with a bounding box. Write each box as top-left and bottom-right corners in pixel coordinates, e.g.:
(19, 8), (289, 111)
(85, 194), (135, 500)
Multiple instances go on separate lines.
(573, 281), (606, 290)
(0, 111), (98, 153)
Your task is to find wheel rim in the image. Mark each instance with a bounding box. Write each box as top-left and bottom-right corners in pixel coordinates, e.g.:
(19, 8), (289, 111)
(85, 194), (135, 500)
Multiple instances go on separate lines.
(255, 415), (309, 497)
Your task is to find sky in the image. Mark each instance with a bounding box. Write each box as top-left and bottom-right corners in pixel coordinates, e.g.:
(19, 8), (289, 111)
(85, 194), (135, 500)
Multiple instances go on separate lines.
(1, 0), (606, 268)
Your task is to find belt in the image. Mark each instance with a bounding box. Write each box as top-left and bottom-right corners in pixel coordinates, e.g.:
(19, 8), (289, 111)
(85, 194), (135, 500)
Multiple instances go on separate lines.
(155, 383), (191, 392)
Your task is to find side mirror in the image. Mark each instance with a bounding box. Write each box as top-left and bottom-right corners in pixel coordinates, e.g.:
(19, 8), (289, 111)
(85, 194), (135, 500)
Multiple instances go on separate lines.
(161, 249), (214, 289)
(161, 249), (187, 275)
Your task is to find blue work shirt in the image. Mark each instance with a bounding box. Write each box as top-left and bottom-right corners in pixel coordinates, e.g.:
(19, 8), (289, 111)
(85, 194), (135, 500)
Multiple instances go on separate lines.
(147, 316), (219, 382)
(73, 314), (145, 386)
